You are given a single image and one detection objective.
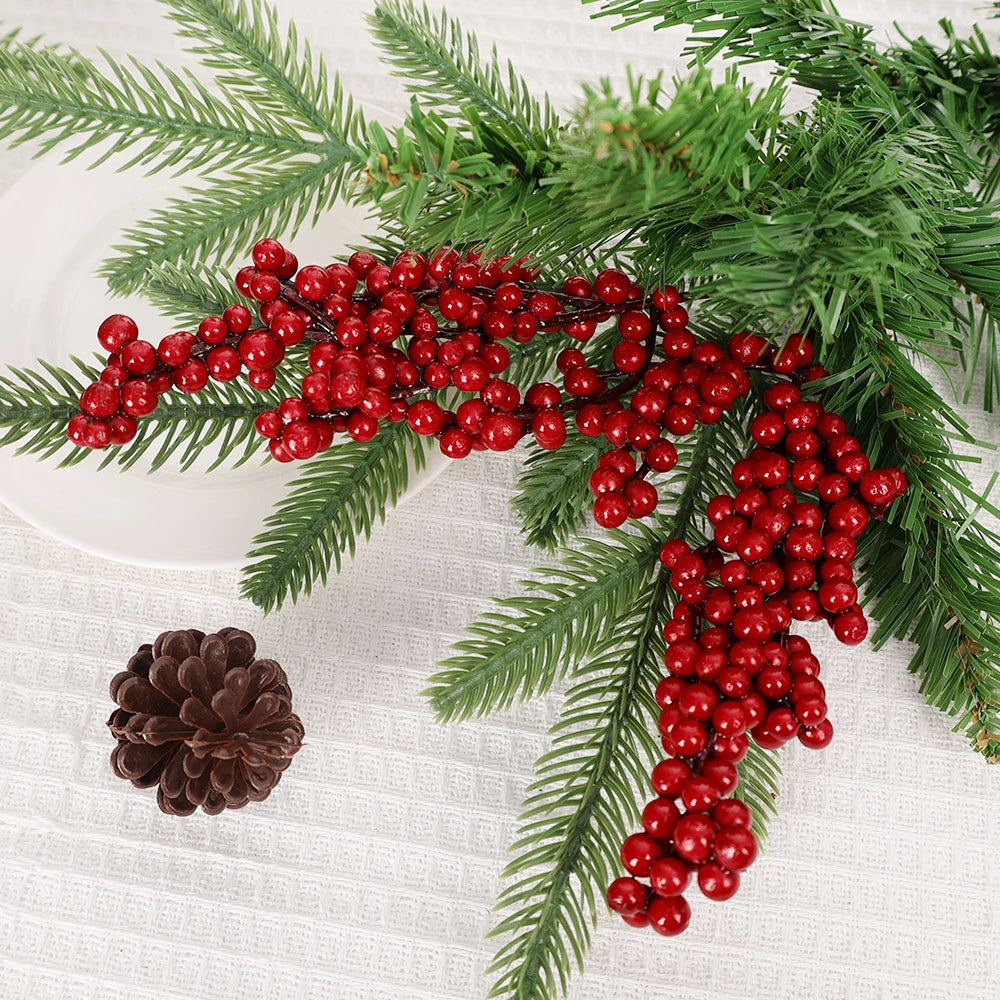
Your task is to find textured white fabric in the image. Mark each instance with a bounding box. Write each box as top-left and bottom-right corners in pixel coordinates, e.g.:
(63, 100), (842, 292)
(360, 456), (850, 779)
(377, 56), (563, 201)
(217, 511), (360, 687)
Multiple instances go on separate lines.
(1, 2), (999, 998)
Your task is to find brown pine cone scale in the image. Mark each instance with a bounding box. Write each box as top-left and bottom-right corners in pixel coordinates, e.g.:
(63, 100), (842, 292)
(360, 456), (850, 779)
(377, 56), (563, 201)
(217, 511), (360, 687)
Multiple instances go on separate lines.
(108, 628), (304, 815)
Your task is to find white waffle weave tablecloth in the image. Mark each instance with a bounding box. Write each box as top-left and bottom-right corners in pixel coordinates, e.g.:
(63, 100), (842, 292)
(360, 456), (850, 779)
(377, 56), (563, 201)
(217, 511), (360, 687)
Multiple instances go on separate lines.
(1, 2), (999, 998)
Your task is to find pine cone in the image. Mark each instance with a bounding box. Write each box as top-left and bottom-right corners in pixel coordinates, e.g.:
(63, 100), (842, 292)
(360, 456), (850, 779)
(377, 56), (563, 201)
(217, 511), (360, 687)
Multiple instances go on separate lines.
(107, 628), (304, 815)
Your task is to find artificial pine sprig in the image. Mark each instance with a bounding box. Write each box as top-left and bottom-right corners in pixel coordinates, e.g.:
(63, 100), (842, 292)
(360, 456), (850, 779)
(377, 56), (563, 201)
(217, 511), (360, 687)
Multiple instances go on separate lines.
(0, 27), (312, 173)
(366, 0), (560, 168)
(240, 425), (425, 611)
(0, 357), (291, 472)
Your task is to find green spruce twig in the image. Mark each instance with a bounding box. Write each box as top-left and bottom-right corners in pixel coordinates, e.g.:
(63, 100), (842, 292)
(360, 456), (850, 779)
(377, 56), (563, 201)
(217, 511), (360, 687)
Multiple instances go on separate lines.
(240, 425), (426, 612)
(0, 28), (314, 174)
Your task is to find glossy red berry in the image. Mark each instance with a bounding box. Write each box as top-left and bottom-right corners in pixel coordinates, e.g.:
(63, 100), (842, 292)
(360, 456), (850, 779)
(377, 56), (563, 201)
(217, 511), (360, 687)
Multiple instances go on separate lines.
(646, 895), (691, 936)
(97, 314), (139, 353)
(713, 798), (752, 829)
(698, 862), (740, 901)
(239, 331), (284, 371)
(713, 825), (757, 871)
(606, 877), (649, 916)
(798, 718), (834, 749)
(120, 380), (158, 417)
(641, 797), (681, 840)
(172, 359), (209, 394)
(833, 610), (868, 645)
(593, 492), (629, 528)
(406, 400), (445, 436)
(620, 832), (663, 877)
(80, 381), (120, 418)
(672, 814), (716, 864)
(480, 412), (523, 451)
(650, 757), (691, 797)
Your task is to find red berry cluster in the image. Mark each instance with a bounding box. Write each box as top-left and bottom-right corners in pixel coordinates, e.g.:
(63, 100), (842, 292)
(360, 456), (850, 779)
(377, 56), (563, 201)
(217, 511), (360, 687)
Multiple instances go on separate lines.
(606, 340), (908, 936)
(66, 303), (267, 450)
(66, 242), (751, 529)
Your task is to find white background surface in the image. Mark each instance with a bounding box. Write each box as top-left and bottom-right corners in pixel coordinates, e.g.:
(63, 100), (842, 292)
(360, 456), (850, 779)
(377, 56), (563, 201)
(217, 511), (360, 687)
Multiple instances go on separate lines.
(1, 2), (999, 999)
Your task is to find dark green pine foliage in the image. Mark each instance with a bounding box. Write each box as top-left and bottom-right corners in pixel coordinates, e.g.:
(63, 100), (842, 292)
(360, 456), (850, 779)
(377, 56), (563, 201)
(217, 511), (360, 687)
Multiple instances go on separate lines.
(0, 2), (999, 999)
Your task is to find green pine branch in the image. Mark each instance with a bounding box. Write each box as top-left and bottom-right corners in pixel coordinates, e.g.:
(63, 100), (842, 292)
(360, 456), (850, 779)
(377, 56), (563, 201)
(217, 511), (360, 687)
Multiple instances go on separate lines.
(99, 156), (357, 295)
(584, 0), (873, 85)
(822, 334), (1000, 759)
(141, 261), (242, 328)
(367, 0), (559, 169)
(425, 525), (664, 724)
(239, 424), (426, 612)
(510, 433), (606, 550)
(158, 0), (352, 140)
(486, 566), (781, 1000)
(0, 28), (316, 175)
(0, 357), (287, 472)
(485, 570), (671, 1000)
(425, 417), (737, 722)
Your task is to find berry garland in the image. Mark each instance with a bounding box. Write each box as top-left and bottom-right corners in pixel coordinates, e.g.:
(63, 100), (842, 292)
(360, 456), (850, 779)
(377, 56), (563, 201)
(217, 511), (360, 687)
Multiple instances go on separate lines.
(64, 241), (907, 936)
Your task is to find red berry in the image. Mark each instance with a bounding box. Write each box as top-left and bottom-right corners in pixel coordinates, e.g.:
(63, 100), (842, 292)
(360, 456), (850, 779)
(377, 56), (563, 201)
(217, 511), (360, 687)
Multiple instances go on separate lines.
(713, 824), (757, 871)
(670, 719), (708, 757)
(80, 381), (120, 418)
(828, 499), (869, 537)
(172, 359), (209, 394)
(798, 718), (834, 749)
(646, 894), (691, 936)
(252, 238), (285, 271)
(727, 332), (768, 364)
(67, 414), (90, 446)
(650, 758), (690, 797)
(713, 734), (749, 762)
(673, 814), (716, 864)
(593, 492), (629, 528)
(593, 268), (631, 304)
(248, 369), (276, 391)
(120, 380), (158, 417)
(859, 469), (896, 505)
(532, 409), (567, 450)
(119, 340), (157, 376)
(249, 272), (281, 302)
(651, 286), (679, 311)
(713, 799), (752, 829)
(833, 610), (868, 645)
(528, 291), (561, 321)
(109, 414), (138, 445)
(82, 420), (112, 449)
(255, 411), (282, 438)
(624, 479), (657, 518)
(480, 412), (523, 451)
(659, 306), (690, 331)
(97, 314), (139, 353)
(620, 832), (663, 877)
(344, 411), (377, 442)
(698, 862), (740, 901)
(606, 876), (648, 916)
(406, 400), (445, 436)
(648, 856), (690, 898)
(282, 420), (320, 459)
(271, 311), (307, 347)
(681, 777), (721, 812)
(239, 331), (284, 371)
(712, 700), (748, 736)
(438, 426), (472, 459)
(645, 439), (678, 472)
(642, 797), (681, 840)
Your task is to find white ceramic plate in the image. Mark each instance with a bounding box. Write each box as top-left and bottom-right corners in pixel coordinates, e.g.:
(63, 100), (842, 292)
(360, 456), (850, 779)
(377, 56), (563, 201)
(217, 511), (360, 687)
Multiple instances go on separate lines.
(0, 162), (448, 569)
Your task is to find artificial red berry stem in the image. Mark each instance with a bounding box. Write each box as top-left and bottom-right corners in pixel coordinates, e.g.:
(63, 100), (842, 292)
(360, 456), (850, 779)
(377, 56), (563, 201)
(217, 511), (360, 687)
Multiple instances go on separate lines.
(607, 368), (908, 936)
